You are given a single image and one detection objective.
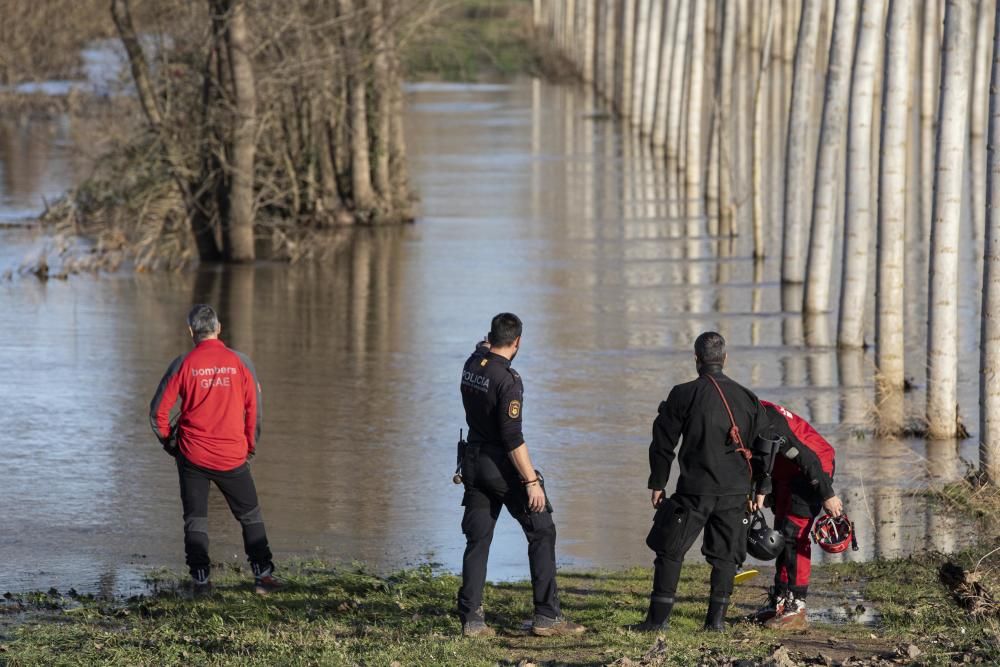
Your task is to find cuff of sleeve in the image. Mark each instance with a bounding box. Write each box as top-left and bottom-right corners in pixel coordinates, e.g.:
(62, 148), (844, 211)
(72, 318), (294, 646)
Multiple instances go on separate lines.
(820, 485), (835, 501)
(503, 437), (524, 452)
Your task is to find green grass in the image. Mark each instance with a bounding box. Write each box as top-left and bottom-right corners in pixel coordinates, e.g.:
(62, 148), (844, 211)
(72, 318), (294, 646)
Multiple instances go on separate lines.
(402, 0), (547, 81)
(1, 549), (997, 666)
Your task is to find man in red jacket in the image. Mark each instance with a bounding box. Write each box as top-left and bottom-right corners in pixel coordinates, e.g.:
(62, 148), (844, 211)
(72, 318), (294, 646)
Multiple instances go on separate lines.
(150, 304), (281, 596)
(752, 400), (843, 629)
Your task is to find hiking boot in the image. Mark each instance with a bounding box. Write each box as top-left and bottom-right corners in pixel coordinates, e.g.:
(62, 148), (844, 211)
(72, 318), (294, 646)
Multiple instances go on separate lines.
(254, 574), (284, 595)
(752, 587), (781, 624)
(531, 614), (586, 637)
(191, 569), (213, 598)
(462, 619), (496, 637)
(628, 619), (669, 632)
(461, 607), (495, 638)
(765, 593), (808, 630)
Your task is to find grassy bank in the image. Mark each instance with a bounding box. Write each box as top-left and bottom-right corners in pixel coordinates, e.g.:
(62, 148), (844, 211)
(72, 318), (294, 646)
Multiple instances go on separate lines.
(402, 0), (558, 81)
(2, 547), (997, 666)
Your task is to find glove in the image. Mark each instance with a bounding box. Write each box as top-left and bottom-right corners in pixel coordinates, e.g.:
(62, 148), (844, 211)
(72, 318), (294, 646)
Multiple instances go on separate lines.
(247, 450), (256, 462)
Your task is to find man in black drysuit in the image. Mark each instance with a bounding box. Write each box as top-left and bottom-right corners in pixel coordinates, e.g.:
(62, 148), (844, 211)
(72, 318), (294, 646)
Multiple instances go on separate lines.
(637, 331), (769, 632)
(456, 312), (585, 638)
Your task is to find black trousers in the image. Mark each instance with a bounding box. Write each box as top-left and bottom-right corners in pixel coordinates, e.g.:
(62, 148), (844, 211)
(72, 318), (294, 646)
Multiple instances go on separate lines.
(176, 456), (273, 576)
(457, 448), (560, 622)
(646, 493), (749, 603)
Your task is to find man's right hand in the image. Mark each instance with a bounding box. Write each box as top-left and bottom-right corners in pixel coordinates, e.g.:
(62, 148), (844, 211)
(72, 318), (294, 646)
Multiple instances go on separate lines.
(526, 483), (546, 512)
(823, 495), (844, 517)
(650, 489), (665, 508)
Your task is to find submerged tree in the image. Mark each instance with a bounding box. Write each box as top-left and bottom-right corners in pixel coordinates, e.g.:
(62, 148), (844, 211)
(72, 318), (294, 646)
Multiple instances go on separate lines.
(803, 0), (857, 313)
(104, 0), (415, 267)
(874, 0), (915, 432)
(927, 0), (973, 439)
(982, 0), (1000, 485)
(837, 0), (886, 348)
(781, 0), (822, 284)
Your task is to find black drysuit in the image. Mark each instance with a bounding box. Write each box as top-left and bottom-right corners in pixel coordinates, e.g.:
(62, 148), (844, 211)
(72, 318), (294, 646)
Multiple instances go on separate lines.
(646, 365), (769, 607)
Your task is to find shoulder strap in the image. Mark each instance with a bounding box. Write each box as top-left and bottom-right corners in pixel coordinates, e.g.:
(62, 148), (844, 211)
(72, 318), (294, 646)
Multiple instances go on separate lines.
(704, 375), (753, 465)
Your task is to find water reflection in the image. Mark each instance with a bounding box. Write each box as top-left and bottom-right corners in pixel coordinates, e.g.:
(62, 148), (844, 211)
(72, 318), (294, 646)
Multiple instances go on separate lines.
(0, 80), (985, 594)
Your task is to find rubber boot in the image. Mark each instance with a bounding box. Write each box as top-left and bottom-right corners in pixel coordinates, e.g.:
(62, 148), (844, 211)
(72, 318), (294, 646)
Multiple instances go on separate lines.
(703, 596), (729, 632)
(629, 595), (673, 632)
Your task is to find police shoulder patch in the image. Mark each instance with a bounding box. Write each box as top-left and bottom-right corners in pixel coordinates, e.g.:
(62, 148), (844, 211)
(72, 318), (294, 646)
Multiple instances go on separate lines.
(508, 400), (521, 419)
(480, 359), (488, 367)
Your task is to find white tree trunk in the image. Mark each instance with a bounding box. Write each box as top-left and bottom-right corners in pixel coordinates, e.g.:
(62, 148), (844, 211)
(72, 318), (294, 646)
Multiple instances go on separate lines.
(685, 0), (708, 216)
(837, 0), (886, 348)
(921, 0), (943, 241)
(718, 0), (737, 234)
(971, 0), (996, 243)
(875, 0), (915, 433)
(602, 0), (617, 102)
(928, 0), (974, 439)
(981, 2), (1000, 485)
(666, 0), (690, 159)
(752, 5), (777, 259)
(582, 0), (596, 83)
(640, 0), (664, 136)
(652, 0), (680, 146)
(631, 0), (651, 125)
(803, 0), (858, 310)
(781, 0), (823, 284)
(617, 0), (637, 117)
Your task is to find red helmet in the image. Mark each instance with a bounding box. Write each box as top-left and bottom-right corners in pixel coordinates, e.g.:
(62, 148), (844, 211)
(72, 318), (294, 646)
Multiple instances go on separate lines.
(812, 513), (858, 554)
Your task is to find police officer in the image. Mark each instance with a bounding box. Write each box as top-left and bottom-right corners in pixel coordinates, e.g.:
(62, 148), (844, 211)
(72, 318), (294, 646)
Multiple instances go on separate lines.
(456, 313), (585, 638)
(637, 331), (769, 632)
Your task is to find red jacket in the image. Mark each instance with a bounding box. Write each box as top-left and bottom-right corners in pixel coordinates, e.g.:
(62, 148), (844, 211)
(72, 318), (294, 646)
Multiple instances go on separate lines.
(150, 338), (261, 471)
(759, 400), (836, 500)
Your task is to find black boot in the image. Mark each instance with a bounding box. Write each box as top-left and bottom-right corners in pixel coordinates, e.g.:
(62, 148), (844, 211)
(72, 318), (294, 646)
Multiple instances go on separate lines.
(703, 596), (729, 632)
(629, 595), (674, 632)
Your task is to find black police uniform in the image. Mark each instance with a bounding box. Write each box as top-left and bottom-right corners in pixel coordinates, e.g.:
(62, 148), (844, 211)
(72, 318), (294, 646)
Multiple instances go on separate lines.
(457, 343), (560, 623)
(645, 363), (769, 624)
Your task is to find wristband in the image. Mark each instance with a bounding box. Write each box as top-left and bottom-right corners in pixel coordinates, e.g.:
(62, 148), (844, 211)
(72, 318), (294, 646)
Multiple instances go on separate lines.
(522, 478), (540, 486)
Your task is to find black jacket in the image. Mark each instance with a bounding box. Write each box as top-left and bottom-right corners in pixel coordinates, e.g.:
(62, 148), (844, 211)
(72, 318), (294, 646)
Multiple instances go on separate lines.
(648, 366), (769, 496)
(461, 344), (524, 452)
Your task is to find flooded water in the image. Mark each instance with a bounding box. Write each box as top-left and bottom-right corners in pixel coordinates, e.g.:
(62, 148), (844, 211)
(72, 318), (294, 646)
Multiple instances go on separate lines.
(0, 80), (990, 596)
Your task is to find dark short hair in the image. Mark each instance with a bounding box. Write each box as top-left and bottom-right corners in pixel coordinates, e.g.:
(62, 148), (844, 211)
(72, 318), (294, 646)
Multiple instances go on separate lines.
(694, 331), (726, 365)
(488, 312), (523, 347)
(187, 304), (220, 341)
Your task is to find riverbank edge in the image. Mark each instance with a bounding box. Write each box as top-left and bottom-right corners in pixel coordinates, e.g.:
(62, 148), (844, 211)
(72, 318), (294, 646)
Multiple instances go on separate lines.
(1, 546), (996, 666)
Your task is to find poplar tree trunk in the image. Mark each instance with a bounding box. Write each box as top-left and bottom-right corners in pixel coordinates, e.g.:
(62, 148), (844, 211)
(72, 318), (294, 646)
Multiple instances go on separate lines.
(752, 4), (777, 259)
(666, 0), (690, 159)
(582, 0), (596, 84)
(875, 0), (915, 431)
(971, 0), (996, 240)
(718, 0), (737, 234)
(782, 0), (822, 284)
(837, 0), (886, 348)
(803, 0), (858, 313)
(921, 0), (942, 241)
(652, 0), (680, 146)
(927, 0), (974, 439)
(640, 0), (664, 136)
(981, 2), (1000, 485)
(631, 0), (651, 126)
(685, 0), (707, 216)
(617, 0), (637, 118)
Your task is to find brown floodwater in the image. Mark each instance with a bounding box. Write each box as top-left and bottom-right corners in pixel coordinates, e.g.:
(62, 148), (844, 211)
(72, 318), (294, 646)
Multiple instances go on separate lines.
(0, 80), (990, 596)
